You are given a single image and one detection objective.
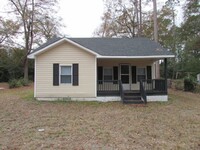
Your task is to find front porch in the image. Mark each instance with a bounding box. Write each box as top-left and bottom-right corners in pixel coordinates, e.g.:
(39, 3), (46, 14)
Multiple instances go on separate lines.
(97, 79), (167, 103)
(96, 58), (168, 103)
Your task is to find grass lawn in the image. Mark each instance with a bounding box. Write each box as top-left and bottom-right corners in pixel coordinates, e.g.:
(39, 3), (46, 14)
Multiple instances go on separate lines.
(0, 83), (199, 149)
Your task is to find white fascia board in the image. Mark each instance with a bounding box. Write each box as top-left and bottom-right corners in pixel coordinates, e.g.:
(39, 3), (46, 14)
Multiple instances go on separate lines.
(27, 38), (99, 59)
(28, 54), (35, 59)
(96, 55), (175, 59)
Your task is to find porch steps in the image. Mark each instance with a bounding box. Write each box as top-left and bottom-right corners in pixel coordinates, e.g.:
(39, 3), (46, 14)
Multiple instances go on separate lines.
(123, 91), (145, 104)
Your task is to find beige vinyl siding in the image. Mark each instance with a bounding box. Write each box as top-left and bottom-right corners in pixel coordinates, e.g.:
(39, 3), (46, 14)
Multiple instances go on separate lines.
(97, 59), (156, 90)
(36, 41), (96, 98)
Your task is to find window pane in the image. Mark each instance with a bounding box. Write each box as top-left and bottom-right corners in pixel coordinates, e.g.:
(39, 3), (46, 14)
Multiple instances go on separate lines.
(61, 75), (71, 83)
(104, 68), (112, 75)
(104, 75), (112, 81)
(103, 68), (112, 81)
(137, 68), (145, 75)
(61, 66), (71, 75)
(121, 75), (129, 83)
(121, 65), (129, 74)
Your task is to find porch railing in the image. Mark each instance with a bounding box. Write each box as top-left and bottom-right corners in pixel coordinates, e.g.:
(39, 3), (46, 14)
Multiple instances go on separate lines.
(97, 80), (120, 96)
(97, 79), (167, 96)
(140, 79), (167, 94)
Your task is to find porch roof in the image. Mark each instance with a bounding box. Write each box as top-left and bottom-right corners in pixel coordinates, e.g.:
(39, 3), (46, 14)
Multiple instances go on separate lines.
(28, 36), (174, 59)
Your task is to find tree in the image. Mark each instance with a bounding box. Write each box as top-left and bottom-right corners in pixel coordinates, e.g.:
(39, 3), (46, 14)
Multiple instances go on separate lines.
(8, 0), (62, 80)
(0, 48), (25, 81)
(179, 0), (200, 76)
(0, 17), (19, 49)
(94, 0), (144, 38)
(33, 15), (64, 46)
(152, 0), (160, 78)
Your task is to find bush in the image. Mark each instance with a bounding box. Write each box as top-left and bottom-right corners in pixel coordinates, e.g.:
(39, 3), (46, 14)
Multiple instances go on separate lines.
(184, 77), (196, 92)
(194, 84), (200, 93)
(174, 80), (184, 90)
(8, 78), (29, 88)
(8, 79), (23, 88)
(19, 78), (29, 86)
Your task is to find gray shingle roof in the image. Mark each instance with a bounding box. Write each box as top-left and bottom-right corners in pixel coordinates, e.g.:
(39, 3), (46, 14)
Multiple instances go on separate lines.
(33, 36), (62, 52)
(31, 37), (174, 56)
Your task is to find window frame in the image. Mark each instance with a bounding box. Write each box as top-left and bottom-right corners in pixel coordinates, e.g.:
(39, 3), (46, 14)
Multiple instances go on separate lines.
(103, 67), (113, 82)
(137, 67), (146, 82)
(59, 64), (72, 84)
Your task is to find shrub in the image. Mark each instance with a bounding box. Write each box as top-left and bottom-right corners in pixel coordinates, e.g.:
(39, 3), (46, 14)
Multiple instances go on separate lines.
(174, 80), (184, 90)
(19, 78), (29, 86)
(194, 84), (200, 94)
(8, 78), (29, 88)
(8, 79), (23, 88)
(184, 77), (196, 92)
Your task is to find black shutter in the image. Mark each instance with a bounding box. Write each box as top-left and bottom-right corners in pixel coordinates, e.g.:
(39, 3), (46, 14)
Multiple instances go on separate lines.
(113, 66), (118, 84)
(53, 63), (59, 86)
(97, 66), (103, 84)
(97, 66), (103, 81)
(147, 66), (152, 83)
(73, 64), (79, 86)
(131, 66), (137, 83)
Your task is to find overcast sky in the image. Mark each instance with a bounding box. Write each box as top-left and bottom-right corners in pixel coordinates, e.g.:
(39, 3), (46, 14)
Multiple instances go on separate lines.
(58, 0), (104, 37)
(0, 0), (183, 38)
(57, 0), (183, 37)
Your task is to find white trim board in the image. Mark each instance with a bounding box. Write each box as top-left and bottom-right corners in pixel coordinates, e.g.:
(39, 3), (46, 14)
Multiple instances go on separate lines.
(94, 57), (97, 97)
(97, 55), (175, 59)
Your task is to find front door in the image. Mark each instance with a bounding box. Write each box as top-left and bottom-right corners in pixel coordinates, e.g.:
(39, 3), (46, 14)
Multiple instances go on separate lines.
(120, 64), (130, 90)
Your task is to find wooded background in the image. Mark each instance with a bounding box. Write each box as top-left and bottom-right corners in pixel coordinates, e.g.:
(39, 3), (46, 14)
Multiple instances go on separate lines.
(0, 0), (199, 82)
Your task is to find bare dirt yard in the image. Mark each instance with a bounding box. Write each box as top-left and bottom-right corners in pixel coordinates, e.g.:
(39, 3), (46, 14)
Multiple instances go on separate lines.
(0, 83), (200, 150)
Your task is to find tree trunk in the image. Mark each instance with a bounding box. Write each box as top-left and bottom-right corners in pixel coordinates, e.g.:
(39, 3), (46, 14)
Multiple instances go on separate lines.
(24, 57), (28, 81)
(134, 0), (139, 36)
(153, 0), (160, 79)
(139, 0), (142, 36)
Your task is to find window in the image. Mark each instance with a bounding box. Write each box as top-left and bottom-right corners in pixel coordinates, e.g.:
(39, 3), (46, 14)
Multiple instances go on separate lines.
(121, 65), (129, 74)
(60, 66), (72, 84)
(103, 68), (112, 81)
(137, 68), (146, 81)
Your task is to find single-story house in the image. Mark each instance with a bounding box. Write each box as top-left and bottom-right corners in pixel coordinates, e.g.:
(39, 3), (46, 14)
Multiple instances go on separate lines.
(28, 37), (174, 104)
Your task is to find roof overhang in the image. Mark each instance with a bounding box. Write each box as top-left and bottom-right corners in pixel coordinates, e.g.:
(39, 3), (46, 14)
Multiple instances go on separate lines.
(28, 38), (99, 59)
(97, 55), (175, 59)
